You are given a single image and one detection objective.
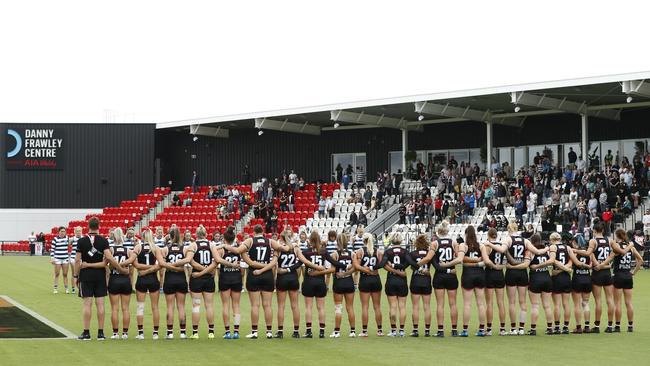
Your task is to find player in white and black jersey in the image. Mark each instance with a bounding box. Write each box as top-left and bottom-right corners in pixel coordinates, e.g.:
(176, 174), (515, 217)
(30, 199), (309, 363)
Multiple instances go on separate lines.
(325, 232), (357, 338)
(324, 230), (337, 291)
(275, 229), (303, 338)
(351, 226), (365, 289)
(352, 233), (384, 337)
(215, 227), (243, 339)
(377, 233), (412, 337)
(569, 236), (592, 334)
(481, 228), (508, 336)
(155, 227), (194, 339)
(188, 225), (219, 339)
(68, 226), (83, 294)
(222, 224), (289, 339)
(106, 228), (136, 340)
(527, 233), (554, 336)
(50, 227), (71, 294)
(132, 229), (161, 340)
(295, 231), (330, 338)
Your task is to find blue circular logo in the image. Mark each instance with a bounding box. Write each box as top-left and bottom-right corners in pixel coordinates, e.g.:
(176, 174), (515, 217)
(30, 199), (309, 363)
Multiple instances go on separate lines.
(7, 129), (22, 158)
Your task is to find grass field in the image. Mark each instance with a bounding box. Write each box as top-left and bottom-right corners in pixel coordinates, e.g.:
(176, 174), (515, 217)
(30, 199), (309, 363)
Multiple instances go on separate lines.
(0, 256), (648, 365)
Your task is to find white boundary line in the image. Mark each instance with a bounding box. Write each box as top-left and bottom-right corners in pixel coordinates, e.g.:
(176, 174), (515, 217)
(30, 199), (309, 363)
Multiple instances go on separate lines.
(0, 295), (75, 340)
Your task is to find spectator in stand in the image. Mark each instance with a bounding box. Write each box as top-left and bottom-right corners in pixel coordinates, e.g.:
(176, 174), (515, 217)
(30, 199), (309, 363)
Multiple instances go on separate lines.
(568, 147), (577, 166)
(316, 182), (323, 200)
(643, 209), (650, 235)
(369, 197), (377, 211)
(348, 210), (358, 226)
(335, 163), (343, 183)
(242, 164), (250, 184)
(398, 202), (406, 224)
(342, 172), (351, 190)
(287, 191), (294, 212)
(356, 166), (366, 188)
(576, 155), (586, 173)
(358, 211), (368, 226)
(279, 192), (288, 212)
(289, 170), (298, 190)
(363, 186), (372, 209)
(318, 197), (326, 219)
(28, 231), (36, 256)
(183, 195), (192, 207)
(326, 196), (335, 219)
(172, 193), (181, 206)
(206, 186), (216, 199)
(602, 207), (613, 235)
(191, 171), (199, 193)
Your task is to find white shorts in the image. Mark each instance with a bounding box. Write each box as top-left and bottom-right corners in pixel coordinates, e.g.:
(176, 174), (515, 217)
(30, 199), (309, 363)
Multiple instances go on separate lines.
(68, 257), (76, 264)
(52, 258), (69, 265)
(324, 261), (332, 270)
(239, 262), (249, 269)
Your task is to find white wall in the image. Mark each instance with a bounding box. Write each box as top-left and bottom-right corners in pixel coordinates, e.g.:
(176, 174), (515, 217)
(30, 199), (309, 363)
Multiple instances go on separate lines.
(0, 209), (102, 241)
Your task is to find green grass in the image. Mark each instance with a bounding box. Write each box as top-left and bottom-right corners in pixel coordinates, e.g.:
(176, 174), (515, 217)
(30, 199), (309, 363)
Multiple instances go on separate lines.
(0, 256), (648, 365)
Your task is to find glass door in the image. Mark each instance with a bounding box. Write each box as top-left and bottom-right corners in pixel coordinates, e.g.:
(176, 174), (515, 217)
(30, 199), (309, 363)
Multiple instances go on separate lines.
(332, 153), (367, 183)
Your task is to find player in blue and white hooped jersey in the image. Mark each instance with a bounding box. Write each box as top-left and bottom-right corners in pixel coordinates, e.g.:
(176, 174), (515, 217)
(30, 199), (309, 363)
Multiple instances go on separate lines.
(154, 226), (167, 291)
(352, 233), (384, 337)
(155, 227), (194, 339)
(324, 230), (338, 290)
(297, 231), (309, 278)
(106, 228), (136, 340)
(132, 229), (161, 340)
(51, 227), (71, 294)
(325, 232), (357, 338)
(188, 225), (219, 339)
(275, 229), (303, 338)
(351, 226), (365, 289)
(68, 226), (83, 294)
(107, 228), (115, 248)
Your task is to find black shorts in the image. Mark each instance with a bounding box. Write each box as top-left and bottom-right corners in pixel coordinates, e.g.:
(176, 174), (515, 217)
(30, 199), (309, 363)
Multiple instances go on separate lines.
(108, 275), (132, 295)
(333, 276), (355, 294)
(409, 275), (432, 295)
(551, 272), (572, 293)
(302, 277), (327, 298)
(189, 275), (215, 293)
(135, 273), (160, 293)
(592, 269), (613, 286)
(461, 269), (486, 290)
(246, 270), (274, 292)
(218, 273), (243, 292)
(359, 274), (382, 293)
(79, 278), (108, 298)
(163, 273), (188, 294)
(485, 269), (505, 289)
(613, 274), (633, 289)
(529, 272), (552, 293)
(505, 269), (529, 287)
(433, 272), (458, 290)
(276, 272), (300, 292)
(571, 274), (592, 293)
(385, 275), (408, 297)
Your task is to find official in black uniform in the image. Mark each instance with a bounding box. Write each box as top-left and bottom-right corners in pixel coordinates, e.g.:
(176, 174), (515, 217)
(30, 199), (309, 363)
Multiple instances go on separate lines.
(132, 229), (161, 340)
(324, 233), (356, 338)
(73, 217), (125, 341)
(275, 230), (302, 338)
(155, 227), (194, 339)
(408, 235), (434, 337)
(598, 229), (643, 332)
(296, 232), (330, 338)
(222, 225), (288, 339)
(107, 228), (136, 340)
(352, 233), (384, 337)
(460, 226), (486, 337)
(188, 226), (218, 339)
(215, 227), (244, 339)
(481, 228), (508, 336)
(527, 234), (554, 335)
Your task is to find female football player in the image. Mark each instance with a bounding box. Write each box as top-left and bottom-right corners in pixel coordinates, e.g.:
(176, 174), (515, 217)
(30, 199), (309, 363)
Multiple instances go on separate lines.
(353, 233), (384, 337)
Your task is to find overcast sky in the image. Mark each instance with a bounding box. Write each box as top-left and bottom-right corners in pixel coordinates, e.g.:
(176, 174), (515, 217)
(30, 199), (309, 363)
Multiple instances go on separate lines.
(1, 1), (649, 125)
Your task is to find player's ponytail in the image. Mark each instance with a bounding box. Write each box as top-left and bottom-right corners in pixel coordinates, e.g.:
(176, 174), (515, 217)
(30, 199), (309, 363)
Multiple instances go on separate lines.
(363, 232), (374, 256)
(223, 226), (236, 244)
